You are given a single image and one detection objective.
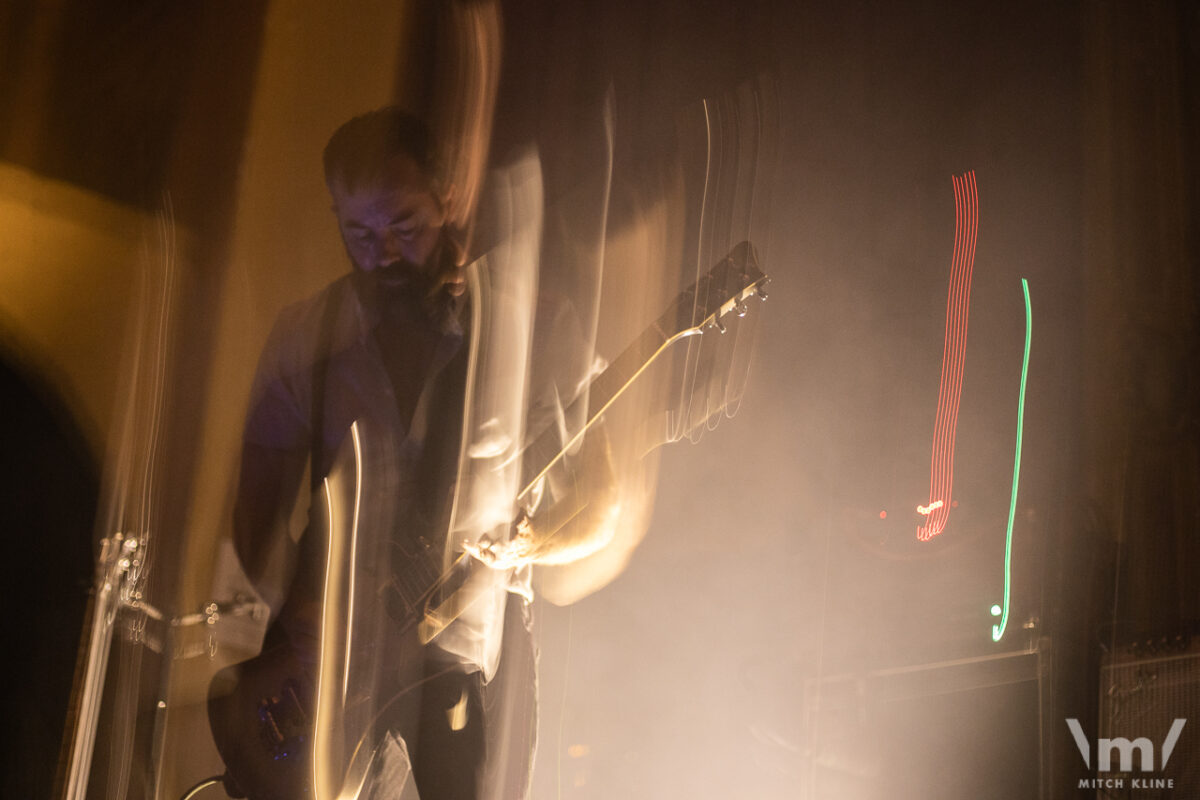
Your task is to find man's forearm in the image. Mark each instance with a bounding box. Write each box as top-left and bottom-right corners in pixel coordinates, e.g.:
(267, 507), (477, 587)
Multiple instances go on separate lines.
(526, 427), (620, 565)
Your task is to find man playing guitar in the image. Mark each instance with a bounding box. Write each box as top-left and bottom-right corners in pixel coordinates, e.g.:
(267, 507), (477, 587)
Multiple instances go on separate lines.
(218, 106), (620, 800)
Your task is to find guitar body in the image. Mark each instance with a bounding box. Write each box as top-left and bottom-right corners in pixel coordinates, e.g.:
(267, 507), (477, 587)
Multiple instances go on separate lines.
(207, 547), (470, 800)
(208, 639), (316, 800)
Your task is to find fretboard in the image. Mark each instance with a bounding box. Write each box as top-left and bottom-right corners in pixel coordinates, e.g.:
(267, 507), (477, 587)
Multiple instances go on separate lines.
(518, 241), (764, 499)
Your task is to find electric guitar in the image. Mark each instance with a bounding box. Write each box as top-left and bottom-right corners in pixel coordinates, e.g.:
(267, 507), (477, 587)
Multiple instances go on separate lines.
(207, 242), (770, 800)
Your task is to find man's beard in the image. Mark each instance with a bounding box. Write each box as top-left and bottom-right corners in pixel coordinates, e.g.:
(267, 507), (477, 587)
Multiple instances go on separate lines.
(359, 257), (432, 292)
(350, 241), (454, 323)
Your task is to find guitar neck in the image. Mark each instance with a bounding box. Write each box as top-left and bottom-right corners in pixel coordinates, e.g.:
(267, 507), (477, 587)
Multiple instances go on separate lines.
(410, 242), (767, 644)
(518, 241), (766, 500)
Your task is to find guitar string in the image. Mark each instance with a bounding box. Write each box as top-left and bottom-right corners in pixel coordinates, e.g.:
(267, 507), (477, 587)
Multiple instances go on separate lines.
(722, 81), (766, 421)
(675, 97), (713, 443)
(695, 99), (726, 442)
(694, 99), (719, 441)
(705, 99), (735, 435)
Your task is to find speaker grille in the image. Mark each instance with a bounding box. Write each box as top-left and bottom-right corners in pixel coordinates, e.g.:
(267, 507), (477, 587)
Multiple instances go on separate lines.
(1098, 642), (1200, 797)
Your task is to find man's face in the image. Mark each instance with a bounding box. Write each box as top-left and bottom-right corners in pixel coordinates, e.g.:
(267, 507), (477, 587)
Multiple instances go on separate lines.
(330, 153), (463, 296)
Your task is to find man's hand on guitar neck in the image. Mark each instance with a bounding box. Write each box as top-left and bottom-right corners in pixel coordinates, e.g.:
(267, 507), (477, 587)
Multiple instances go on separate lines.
(462, 515), (538, 570)
(464, 426), (621, 570)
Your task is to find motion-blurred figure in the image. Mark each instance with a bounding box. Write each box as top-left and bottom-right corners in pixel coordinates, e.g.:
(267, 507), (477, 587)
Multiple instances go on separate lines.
(212, 107), (617, 800)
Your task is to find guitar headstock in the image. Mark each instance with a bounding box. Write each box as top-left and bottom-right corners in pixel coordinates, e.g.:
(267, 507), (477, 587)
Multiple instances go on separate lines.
(687, 241), (771, 336)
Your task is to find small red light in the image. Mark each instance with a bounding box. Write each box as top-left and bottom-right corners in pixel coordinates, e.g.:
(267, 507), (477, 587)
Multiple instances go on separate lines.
(879, 510), (887, 520)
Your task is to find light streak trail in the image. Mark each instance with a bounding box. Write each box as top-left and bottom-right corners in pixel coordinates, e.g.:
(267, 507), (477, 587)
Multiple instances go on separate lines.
(344, 423), (363, 700)
(917, 171), (978, 541)
(992, 279), (1031, 642)
(916, 500), (944, 516)
(314, 476), (338, 800)
(313, 421), (365, 800)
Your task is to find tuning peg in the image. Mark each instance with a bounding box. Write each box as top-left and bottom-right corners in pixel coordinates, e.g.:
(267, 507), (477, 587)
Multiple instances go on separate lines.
(756, 278), (771, 301)
(708, 316), (727, 334)
(734, 300), (748, 317)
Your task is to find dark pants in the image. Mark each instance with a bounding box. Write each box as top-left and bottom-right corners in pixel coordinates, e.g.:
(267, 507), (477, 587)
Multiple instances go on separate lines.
(378, 596), (536, 800)
(406, 663), (487, 800)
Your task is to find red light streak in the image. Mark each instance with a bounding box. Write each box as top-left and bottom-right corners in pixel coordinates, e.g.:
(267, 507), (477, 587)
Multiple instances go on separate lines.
(917, 171), (978, 541)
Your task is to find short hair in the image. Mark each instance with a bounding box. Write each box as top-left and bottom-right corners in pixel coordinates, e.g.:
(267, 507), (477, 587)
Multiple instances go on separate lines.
(322, 106), (439, 192)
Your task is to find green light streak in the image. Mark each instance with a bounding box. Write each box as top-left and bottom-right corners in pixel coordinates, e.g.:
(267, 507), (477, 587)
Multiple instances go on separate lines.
(993, 278), (1031, 642)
